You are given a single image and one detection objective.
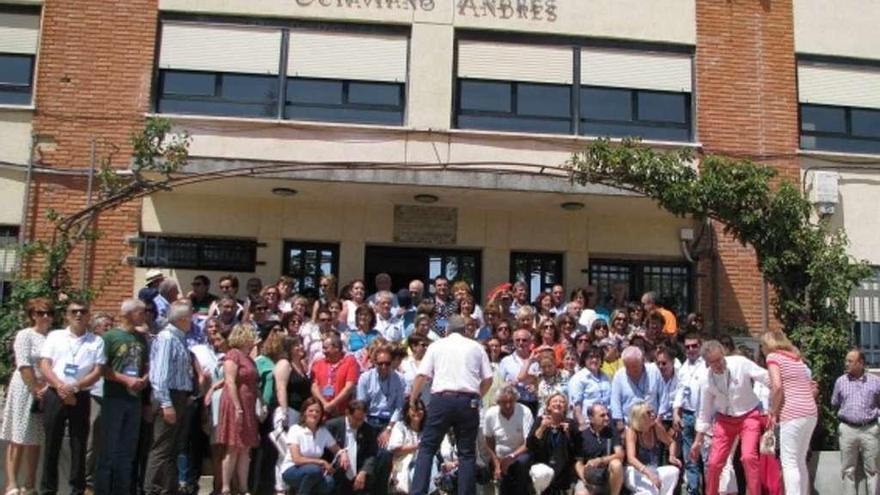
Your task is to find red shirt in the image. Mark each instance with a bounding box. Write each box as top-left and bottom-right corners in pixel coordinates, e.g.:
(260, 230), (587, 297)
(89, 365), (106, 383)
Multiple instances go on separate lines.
(310, 353), (359, 414)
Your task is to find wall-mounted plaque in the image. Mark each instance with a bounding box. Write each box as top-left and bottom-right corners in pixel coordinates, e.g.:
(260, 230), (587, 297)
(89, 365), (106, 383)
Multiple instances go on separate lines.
(393, 205), (457, 245)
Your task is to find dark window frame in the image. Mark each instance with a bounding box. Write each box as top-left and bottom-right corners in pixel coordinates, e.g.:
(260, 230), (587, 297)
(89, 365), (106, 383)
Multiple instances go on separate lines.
(156, 69), (280, 118)
(799, 102), (880, 154)
(579, 85), (692, 141)
(427, 248), (483, 299)
(0, 53), (35, 105)
(153, 18), (409, 126)
(284, 76), (405, 125)
(509, 251), (564, 302)
(0, 225), (19, 305)
(588, 258), (693, 317)
(455, 78), (574, 134)
(453, 36), (694, 142)
(137, 234), (258, 272)
(281, 241), (340, 295)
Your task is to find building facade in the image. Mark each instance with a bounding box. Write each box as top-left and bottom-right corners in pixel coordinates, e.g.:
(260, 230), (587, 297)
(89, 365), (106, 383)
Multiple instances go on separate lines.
(0, 0), (878, 358)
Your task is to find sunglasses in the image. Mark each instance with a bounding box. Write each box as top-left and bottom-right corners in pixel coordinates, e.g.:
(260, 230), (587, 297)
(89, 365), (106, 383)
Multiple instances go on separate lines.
(69, 308), (89, 315)
(514, 338), (531, 343)
(685, 343), (700, 349)
(577, 338), (590, 343)
(375, 361), (392, 367)
(33, 310), (52, 317)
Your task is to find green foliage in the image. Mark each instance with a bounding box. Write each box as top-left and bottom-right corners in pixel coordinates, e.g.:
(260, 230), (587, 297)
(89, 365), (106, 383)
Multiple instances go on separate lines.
(568, 138), (871, 449)
(0, 117), (190, 384)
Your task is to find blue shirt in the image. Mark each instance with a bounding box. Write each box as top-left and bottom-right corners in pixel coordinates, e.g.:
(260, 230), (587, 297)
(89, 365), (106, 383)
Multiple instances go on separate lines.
(149, 324), (193, 407)
(499, 353), (539, 403)
(657, 372), (679, 421)
(348, 329), (380, 353)
(610, 363), (662, 423)
(356, 368), (405, 424)
(568, 368), (611, 416)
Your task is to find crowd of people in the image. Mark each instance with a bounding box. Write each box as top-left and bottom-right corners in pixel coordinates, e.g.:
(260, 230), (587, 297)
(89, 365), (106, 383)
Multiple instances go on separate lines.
(1, 269), (878, 495)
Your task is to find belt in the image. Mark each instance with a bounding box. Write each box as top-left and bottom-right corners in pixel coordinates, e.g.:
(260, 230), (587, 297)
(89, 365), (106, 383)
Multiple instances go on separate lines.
(841, 418), (876, 428)
(434, 390), (478, 398)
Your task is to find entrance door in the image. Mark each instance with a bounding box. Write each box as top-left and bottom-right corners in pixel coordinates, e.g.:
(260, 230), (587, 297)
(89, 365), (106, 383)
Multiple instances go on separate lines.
(364, 246), (482, 298)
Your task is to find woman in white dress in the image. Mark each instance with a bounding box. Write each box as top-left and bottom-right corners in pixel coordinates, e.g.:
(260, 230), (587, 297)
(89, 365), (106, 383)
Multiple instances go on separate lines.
(387, 399), (426, 494)
(0, 297), (54, 495)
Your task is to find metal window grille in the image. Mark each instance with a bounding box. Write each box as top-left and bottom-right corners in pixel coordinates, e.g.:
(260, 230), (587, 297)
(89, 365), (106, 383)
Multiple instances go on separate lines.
(589, 259), (692, 316)
(138, 235), (258, 272)
(0, 225), (20, 305)
(510, 251), (563, 302)
(282, 241), (339, 295)
(851, 268), (880, 367)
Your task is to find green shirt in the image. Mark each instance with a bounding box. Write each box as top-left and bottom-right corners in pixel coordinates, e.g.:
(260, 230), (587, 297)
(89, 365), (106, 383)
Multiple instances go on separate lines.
(102, 328), (148, 399)
(255, 355), (276, 407)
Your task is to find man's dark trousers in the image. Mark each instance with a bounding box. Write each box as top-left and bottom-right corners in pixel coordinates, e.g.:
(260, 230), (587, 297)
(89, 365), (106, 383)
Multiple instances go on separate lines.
(410, 392), (479, 495)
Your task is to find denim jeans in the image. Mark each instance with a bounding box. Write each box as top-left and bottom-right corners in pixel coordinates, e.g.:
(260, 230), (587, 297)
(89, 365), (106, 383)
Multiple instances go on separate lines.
(282, 464), (336, 495)
(95, 395), (142, 495)
(680, 410), (702, 495)
(411, 392), (480, 495)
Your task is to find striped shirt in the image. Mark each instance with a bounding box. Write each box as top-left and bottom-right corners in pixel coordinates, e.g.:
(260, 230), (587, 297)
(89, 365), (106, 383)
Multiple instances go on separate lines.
(832, 371), (880, 425)
(149, 323), (193, 408)
(766, 351), (817, 422)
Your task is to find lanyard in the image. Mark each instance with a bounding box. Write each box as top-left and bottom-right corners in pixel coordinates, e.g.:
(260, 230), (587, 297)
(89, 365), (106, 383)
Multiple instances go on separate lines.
(67, 331), (87, 362)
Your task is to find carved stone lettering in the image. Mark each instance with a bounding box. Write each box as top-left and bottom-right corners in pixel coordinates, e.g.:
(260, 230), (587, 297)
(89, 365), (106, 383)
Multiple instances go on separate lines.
(293, 0), (435, 11)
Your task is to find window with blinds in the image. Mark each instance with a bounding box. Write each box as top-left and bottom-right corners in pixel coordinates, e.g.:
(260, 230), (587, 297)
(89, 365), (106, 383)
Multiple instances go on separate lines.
(0, 8), (40, 105)
(455, 38), (693, 141)
(155, 20), (408, 125)
(798, 60), (880, 154)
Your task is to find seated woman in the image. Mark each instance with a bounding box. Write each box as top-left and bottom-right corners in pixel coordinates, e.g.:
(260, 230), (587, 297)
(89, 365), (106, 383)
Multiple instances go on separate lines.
(388, 399), (426, 494)
(280, 398), (350, 495)
(624, 402), (681, 495)
(526, 393), (583, 494)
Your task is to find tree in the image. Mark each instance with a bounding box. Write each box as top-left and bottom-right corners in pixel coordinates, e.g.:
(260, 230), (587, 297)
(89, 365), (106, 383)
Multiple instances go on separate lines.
(566, 138), (870, 448)
(0, 117), (190, 382)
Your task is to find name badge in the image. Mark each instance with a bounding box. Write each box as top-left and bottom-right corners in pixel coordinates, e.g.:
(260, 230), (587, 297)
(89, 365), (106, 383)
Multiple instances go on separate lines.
(378, 410), (391, 419)
(64, 363), (79, 378)
(123, 366), (139, 377)
(322, 385), (335, 397)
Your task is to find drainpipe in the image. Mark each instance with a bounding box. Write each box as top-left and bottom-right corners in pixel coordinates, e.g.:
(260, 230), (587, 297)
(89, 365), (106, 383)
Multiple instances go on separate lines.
(17, 134), (37, 264)
(79, 139), (96, 290)
(761, 276), (770, 332)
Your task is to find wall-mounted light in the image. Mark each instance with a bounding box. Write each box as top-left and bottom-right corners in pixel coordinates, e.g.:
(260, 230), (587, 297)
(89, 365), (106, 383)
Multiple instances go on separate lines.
(414, 194), (439, 204)
(560, 201), (585, 211)
(272, 187), (298, 197)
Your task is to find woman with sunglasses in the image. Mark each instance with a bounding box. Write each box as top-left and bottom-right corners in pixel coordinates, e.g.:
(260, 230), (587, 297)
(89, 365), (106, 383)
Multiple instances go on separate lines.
(1, 298), (53, 495)
(492, 319), (515, 356)
(624, 402), (681, 495)
(388, 399), (427, 494)
(399, 334), (432, 406)
(536, 317), (566, 368)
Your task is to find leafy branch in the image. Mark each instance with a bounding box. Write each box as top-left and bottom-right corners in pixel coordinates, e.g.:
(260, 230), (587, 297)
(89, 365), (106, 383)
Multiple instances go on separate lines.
(567, 138), (870, 448)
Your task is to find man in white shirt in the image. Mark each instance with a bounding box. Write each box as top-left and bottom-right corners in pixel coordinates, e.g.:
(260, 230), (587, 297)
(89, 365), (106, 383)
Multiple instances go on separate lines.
(372, 291), (404, 342)
(409, 315), (493, 495)
(483, 385), (533, 495)
(39, 300), (106, 495)
(672, 332), (706, 495)
(499, 328), (540, 415)
(690, 340), (769, 495)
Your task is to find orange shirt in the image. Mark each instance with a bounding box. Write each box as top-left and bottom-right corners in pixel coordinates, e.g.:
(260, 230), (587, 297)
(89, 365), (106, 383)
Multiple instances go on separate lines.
(659, 307), (678, 335)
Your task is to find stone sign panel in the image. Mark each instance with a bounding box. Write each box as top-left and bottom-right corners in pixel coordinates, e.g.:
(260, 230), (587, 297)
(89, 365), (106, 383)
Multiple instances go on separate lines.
(393, 205), (457, 245)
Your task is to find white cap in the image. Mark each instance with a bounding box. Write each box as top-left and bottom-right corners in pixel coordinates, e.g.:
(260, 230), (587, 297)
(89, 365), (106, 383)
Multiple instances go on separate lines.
(145, 269), (164, 283)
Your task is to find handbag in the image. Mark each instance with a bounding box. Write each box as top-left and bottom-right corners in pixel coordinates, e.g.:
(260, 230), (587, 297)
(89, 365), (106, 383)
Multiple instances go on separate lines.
(759, 428), (776, 455)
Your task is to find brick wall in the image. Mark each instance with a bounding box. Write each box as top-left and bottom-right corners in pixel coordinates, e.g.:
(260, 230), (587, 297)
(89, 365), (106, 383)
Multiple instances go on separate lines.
(694, 0), (799, 333)
(26, 0), (159, 311)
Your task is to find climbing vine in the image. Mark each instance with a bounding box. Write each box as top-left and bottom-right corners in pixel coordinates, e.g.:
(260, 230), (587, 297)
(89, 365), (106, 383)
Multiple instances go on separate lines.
(0, 117), (190, 382)
(567, 138), (870, 448)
